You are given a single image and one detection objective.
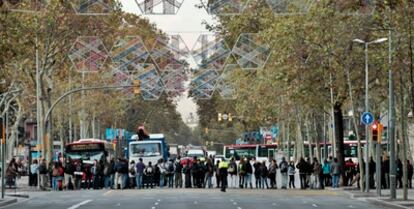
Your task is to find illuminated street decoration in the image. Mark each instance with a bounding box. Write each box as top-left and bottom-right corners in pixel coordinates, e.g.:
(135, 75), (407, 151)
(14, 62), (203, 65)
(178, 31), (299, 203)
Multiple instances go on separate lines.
(71, 0), (111, 15)
(265, 0), (312, 15)
(149, 35), (191, 70)
(189, 69), (220, 100)
(216, 64), (237, 99)
(4, 0), (46, 13)
(201, 0), (248, 16)
(160, 64), (187, 96)
(111, 67), (134, 95)
(232, 33), (271, 70)
(68, 36), (109, 72)
(135, 0), (184, 15)
(111, 36), (150, 75)
(191, 34), (231, 70)
(135, 64), (164, 100)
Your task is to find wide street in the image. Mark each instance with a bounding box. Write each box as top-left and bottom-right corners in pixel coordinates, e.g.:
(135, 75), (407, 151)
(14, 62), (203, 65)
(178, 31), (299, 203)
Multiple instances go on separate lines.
(7, 189), (387, 209)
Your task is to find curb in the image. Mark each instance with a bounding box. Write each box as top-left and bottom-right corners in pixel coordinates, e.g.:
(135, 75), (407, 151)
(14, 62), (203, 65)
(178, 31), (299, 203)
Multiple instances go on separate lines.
(366, 199), (411, 209)
(0, 199), (17, 208)
(6, 193), (29, 198)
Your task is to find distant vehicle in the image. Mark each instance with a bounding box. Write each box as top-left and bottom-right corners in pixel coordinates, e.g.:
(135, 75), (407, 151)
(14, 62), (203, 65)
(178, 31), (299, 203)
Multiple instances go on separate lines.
(223, 144), (279, 164)
(206, 150), (217, 157)
(129, 134), (169, 165)
(65, 139), (114, 163)
(180, 148), (207, 165)
(169, 143), (179, 160)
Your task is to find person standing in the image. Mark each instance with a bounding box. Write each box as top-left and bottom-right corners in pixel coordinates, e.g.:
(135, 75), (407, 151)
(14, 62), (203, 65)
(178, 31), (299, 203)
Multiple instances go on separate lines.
(128, 160), (136, 189)
(330, 158), (340, 188)
(312, 158), (321, 189)
(218, 159), (229, 192)
(63, 158), (74, 190)
(135, 158), (145, 189)
(6, 159), (18, 189)
(144, 161), (154, 188)
(38, 159), (48, 190)
(183, 159), (192, 188)
(103, 159), (114, 189)
(396, 159), (403, 188)
(288, 161), (296, 189)
(238, 158), (246, 188)
(244, 158), (253, 189)
(166, 159), (175, 188)
(174, 157), (183, 188)
(381, 156), (390, 189)
(253, 160), (262, 188)
(269, 159), (278, 189)
(296, 158), (307, 189)
(228, 158), (237, 188)
(369, 157), (376, 189)
(260, 161), (269, 189)
(205, 159), (214, 188)
(279, 157), (288, 189)
(30, 159), (39, 187)
(322, 159), (331, 187)
(215, 160), (221, 188)
(407, 160), (413, 189)
(73, 161), (83, 190)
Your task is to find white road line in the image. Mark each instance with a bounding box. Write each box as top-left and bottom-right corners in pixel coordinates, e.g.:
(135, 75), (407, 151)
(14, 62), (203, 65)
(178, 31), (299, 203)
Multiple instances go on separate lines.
(348, 206), (355, 208)
(194, 201), (198, 204)
(103, 191), (112, 196)
(230, 199), (234, 202)
(237, 207), (242, 209)
(151, 207), (156, 209)
(312, 204), (318, 208)
(67, 200), (93, 209)
(233, 202), (237, 205)
(154, 202), (159, 205)
(157, 199), (161, 202)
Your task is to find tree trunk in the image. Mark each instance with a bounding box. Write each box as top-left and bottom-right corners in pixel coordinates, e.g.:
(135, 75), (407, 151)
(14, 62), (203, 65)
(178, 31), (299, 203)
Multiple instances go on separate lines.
(334, 102), (345, 186)
(313, 115), (321, 162)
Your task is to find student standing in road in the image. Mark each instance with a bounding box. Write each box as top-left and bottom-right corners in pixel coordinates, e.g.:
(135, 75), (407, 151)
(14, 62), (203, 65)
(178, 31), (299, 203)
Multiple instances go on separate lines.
(238, 158), (246, 188)
(166, 159), (175, 188)
(244, 158), (253, 189)
(330, 158), (341, 188)
(128, 160), (136, 189)
(228, 158), (237, 188)
(296, 158), (307, 189)
(288, 161), (296, 189)
(205, 158), (214, 188)
(30, 159), (39, 187)
(322, 159), (331, 187)
(144, 161), (154, 188)
(253, 159), (262, 188)
(260, 161), (269, 189)
(174, 157), (183, 188)
(135, 158), (145, 189)
(279, 157), (288, 189)
(184, 159), (192, 188)
(269, 159), (278, 189)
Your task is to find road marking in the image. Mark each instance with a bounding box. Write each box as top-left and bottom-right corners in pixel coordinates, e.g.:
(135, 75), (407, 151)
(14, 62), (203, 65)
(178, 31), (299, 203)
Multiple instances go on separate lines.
(194, 201), (198, 204)
(151, 207), (156, 209)
(115, 203), (121, 207)
(348, 206), (355, 208)
(230, 199), (234, 202)
(157, 199), (161, 202)
(154, 202), (159, 205)
(103, 191), (112, 196)
(67, 200), (93, 209)
(312, 204), (318, 208)
(233, 202), (237, 205)
(237, 207), (242, 209)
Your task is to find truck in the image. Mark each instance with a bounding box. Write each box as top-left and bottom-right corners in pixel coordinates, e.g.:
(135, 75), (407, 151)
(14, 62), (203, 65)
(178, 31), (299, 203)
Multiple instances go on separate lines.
(128, 134), (169, 165)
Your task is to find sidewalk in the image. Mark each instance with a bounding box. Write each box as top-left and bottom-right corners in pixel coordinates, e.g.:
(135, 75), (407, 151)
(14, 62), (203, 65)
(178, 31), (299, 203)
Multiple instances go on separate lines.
(344, 187), (414, 209)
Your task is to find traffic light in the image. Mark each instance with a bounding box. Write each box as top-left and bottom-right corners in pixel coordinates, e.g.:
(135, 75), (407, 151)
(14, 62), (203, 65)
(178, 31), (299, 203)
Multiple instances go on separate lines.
(204, 127), (209, 134)
(371, 121), (384, 143)
(218, 113), (222, 122)
(133, 80), (140, 95)
(228, 113), (233, 122)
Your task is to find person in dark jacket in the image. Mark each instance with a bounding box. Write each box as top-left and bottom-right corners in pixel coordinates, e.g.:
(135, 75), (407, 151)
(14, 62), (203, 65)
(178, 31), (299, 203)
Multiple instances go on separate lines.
(369, 157), (376, 189)
(174, 157), (183, 188)
(244, 158), (253, 189)
(296, 158), (308, 189)
(396, 159), (403, 188)
(407, 160), (413, 189)
(381, 156), (390, 189)
(184, 159), (192, 188)
(64, 158), (75, 190)
(135, 158), (145, 189)
(260, 161), (269, 189)
(215, 160), (221, 188)
(253, 160), (262, 188)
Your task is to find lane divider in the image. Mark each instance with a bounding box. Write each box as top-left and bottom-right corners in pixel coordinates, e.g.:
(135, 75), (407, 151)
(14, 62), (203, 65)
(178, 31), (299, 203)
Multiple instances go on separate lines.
(67, 199), (93, 209)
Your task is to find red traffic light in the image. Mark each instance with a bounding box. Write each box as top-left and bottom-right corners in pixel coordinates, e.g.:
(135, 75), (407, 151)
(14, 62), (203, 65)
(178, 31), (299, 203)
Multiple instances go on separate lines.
(372, 124), (378, 130)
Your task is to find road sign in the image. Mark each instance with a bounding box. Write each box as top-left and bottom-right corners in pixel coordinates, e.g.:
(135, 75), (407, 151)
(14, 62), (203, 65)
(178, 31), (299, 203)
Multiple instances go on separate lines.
(361, 112), (374, 125)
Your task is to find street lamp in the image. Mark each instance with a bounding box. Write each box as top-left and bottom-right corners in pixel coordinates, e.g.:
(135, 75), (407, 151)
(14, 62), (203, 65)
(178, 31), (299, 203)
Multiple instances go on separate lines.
(353, 37), (388, 194)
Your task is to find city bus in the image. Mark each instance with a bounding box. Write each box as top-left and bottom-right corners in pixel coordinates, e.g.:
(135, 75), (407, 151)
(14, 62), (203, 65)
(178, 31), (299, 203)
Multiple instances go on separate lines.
(65, 139), (115, 163)
(223, 144), (279, 164)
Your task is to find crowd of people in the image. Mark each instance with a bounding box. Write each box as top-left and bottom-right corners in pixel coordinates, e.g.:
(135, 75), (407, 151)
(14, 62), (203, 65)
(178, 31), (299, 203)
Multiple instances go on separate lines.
(3, 155), (414, 192)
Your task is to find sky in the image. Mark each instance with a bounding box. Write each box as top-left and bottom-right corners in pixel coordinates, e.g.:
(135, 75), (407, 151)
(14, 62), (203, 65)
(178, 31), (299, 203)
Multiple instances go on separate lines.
(119, 0), (217, 124)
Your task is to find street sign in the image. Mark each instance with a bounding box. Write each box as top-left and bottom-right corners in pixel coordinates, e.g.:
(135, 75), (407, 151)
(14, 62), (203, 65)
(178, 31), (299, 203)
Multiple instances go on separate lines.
(361, 112), (374, 125)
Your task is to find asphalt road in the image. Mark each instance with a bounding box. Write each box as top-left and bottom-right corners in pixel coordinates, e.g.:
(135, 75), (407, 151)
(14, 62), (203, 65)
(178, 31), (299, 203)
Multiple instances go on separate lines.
(6, 189), (387, 209)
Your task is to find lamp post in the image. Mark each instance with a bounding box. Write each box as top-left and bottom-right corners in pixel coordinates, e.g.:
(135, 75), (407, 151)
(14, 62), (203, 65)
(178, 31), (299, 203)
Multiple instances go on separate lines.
(353, 37), (388, 193)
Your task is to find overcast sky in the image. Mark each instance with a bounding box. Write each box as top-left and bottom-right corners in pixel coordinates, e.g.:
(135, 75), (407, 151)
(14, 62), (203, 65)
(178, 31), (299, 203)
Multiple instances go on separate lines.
(119, 0), (217, 123)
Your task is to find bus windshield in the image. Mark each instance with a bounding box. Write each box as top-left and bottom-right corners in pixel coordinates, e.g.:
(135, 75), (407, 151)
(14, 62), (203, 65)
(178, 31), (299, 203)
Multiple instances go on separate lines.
(65, 151), (104, 161)
(225, 147), (256, 160)
(130, 143), (161, 157)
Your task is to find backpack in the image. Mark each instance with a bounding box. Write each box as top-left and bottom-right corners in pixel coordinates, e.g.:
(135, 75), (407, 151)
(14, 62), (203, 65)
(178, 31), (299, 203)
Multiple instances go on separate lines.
(228, 163), (236, 173)
(167, 162), (174, 173)
(103, 164), (110, 176)
(280, 162), (288, 173)
(145, 167), (153, 175)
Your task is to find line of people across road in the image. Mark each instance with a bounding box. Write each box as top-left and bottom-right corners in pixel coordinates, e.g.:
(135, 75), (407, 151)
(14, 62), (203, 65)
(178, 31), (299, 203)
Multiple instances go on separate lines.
(14, 154), (414, 191)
